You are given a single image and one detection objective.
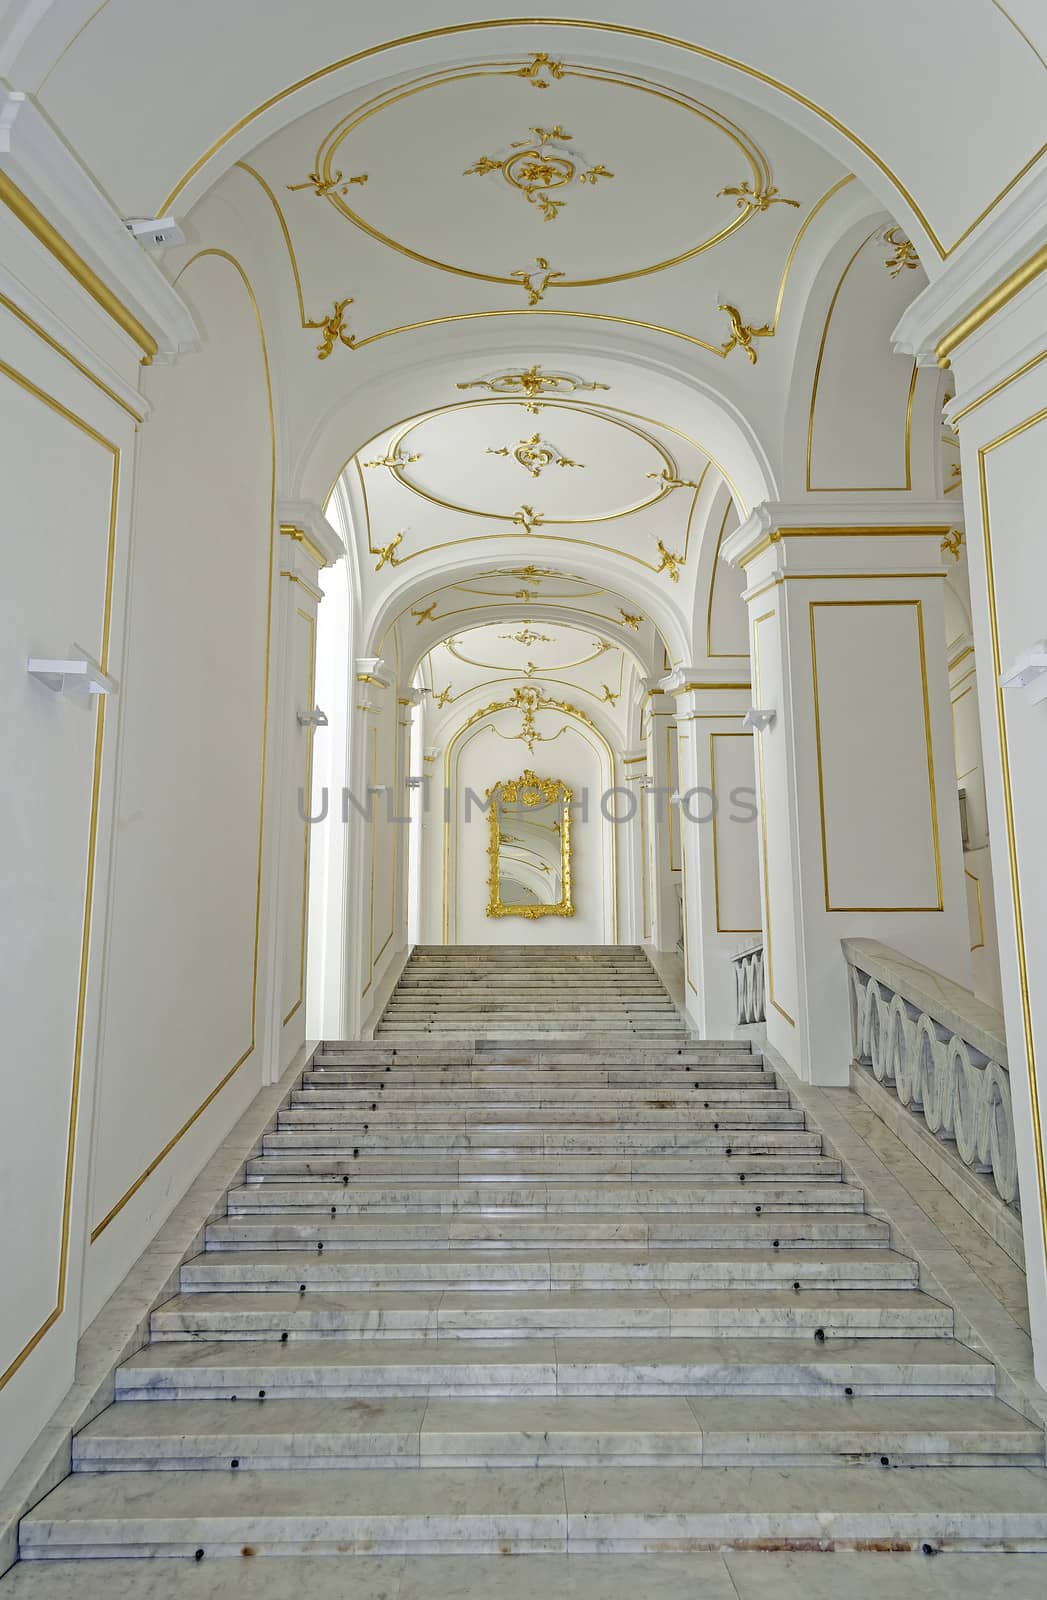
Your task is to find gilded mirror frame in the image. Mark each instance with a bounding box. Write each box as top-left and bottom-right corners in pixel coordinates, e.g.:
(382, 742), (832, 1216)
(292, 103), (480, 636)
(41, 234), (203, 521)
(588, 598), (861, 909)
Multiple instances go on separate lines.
(486, 769), (575, 920)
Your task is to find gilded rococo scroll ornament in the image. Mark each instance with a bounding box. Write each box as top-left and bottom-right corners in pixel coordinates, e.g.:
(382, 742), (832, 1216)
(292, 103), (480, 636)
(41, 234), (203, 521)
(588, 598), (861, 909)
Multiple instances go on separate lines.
(305, 298), (357, 358)
(488, 432), (584, 478)
(288, 170), (368, 197)
(719, 304), (774, 364)
(457, 366), (610, 412)
(516, 52), (567, 89)
(883, 226), (920, 278)
(655, 539), (684, 582)
(510, 257), (566, 305)
(466, 125), (614, 222)
(373, 532), (404, 571)
(717, 180), (799, 212)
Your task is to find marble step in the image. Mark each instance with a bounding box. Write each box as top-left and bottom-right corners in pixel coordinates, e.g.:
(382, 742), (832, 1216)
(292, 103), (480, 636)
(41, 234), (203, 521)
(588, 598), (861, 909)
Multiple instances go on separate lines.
(297, 1083), (779, 1101)
(246, 1154), (843, 1183)
(111, 1335), (995, 1401)
(227, 1180), (862, 1214)
(180, 1246), (920, 1292)
(8, 1554), (1047, 1600)
(71, 1394), (1041, 1472)
(24, 1464), (1047, 1557)
(317, 1042), (748, 1058)
(265, 1122), (809, 1152)
(375, 1027), (691, 1037)
(247, 1147), (827, 1182)
(263, 1122), (813, 1152)
(150, 1287), (955, 1342)
(287, 1101), (791, 1121)
(203, 1213), (887, 1252)
(302, 1070), (773, 1088)
(241, 1158), (851, 1196)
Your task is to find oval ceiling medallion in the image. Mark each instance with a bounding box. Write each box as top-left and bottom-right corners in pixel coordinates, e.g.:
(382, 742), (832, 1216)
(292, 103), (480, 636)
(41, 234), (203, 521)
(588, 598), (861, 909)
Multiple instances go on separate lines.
(446, 621), (614, 675)
(374, 401), (683, 525)
(309, 59), (774, 290)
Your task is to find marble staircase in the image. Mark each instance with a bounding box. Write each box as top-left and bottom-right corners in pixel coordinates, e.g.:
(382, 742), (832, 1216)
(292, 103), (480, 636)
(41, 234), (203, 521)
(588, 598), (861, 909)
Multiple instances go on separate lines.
(375, 945), (686, 1037)
(16, 947), (1047, 1562)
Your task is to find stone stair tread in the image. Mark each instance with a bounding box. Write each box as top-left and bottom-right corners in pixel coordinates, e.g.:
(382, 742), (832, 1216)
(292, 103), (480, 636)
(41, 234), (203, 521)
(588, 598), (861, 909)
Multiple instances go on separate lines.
(115, 1333), (990, 1382)
(226, 1182), (865, 1212)
(72, 1394), (1040, 1470)
(22, 1466), (1047, 1557)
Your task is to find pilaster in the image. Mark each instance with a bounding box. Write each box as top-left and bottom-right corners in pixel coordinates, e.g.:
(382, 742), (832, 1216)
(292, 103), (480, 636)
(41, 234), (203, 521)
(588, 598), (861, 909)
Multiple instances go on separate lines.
(722, 503), (970, 1085)
(897, 221), (1047, 1380)
(660, 667), (758, 1039)
(643, 678), (677, 953)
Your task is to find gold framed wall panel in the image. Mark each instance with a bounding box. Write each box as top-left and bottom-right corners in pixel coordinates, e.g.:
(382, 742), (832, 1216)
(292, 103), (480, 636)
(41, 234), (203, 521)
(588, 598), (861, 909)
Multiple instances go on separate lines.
(752, 609), (795, 1027)
(91, 250), (276, 1241)
(0, 355), (119, 1390)
(709, 730), (762, 934)
(282, 606), (317, 1027)
(809, 598), (943, 913)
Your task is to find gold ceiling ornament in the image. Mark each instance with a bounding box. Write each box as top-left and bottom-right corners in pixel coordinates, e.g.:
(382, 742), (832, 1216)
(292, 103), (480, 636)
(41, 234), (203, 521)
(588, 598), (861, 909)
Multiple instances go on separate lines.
(717, 180), (800, 212)
(512, 564), (552, 580)
(647, 468), (699, 493)
(288, 170), (368, 198)
(511, 257), (566, 305)
(883, 226), (920, 278)
(516, 52), (567, 89)
(655, 539), (685, 583)
(434, 685), (453, 708)
(523, 660), (541, 677)
(513, 504), (545, 534)
(502, 625), (553, 646)
(465, 126), (614, 223)
(941, 528), (965, 560)
(365, 447), (421, 470)
(619, 610), (642, 630)
(488, 431), (584, 478)
(374, 532), (404, 571)
(305, 297), (357, 358)
(600, 684), (621, 705)
(515, 590), (539, 601)
(411, 602), (438, 625)
(457, 366), (610, 413)
(719, 303), (774, 365)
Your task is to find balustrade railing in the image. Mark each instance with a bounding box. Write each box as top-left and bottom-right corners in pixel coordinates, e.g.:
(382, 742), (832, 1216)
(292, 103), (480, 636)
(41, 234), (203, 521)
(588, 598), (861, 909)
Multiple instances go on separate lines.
(733, 940), (765, 1026)
(843, 938), (1017, 1207)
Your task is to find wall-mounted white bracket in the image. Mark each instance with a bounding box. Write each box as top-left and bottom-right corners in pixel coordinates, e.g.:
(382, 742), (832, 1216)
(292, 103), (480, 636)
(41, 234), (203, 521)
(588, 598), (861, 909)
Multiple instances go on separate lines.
(742, 707), (776, 731)
(27, 645), (117, 697)
(297, 706), (328, 728)
(999, 641), (1047, 705)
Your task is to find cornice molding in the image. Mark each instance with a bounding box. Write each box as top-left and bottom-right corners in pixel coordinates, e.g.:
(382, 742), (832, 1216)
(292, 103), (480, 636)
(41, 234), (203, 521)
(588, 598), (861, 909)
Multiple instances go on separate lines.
(892, 166), (1047, 369)
(0, 89), (198, 363)
(277, 500), (344, 567)
(0, 257), (150, 422)
(722, 498), (957, 568)
(659, 665), (752, 698)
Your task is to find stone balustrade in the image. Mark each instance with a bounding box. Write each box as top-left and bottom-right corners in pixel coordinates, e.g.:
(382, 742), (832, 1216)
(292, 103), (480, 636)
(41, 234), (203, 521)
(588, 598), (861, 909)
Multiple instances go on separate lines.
(843, 938), (1018, 1207)
(733, 940), (765, 1026)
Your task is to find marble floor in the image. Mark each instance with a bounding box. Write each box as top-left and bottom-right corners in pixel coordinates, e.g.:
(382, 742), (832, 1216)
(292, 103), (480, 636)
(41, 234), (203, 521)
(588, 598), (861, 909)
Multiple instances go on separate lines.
(4, 947), (1047, 1587)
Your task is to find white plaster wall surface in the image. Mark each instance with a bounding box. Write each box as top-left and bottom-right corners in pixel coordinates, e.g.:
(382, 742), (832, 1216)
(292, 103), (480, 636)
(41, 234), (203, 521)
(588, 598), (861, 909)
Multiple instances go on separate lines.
(447, 720), (614, 945)
(0, 283), (135, 1486)
(82, 249), (277, 1326)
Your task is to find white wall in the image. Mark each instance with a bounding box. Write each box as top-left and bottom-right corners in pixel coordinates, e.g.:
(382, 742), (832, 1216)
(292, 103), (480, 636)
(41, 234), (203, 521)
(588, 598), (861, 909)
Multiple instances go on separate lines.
(0, 272), (136, 1486)
(435, 711), (617, 945)
(82, 248), (279, 1325)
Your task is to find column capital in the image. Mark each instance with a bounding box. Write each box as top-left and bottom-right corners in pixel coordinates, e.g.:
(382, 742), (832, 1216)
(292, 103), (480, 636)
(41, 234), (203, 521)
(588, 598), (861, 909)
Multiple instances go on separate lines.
(722, 500), (957, 588)
(892, 165), (1047, 371)
(355, 657), (391, 689)
(278, 501), (344, 567)
(397, 686), (425, 711)
(659, 666), (752, 698)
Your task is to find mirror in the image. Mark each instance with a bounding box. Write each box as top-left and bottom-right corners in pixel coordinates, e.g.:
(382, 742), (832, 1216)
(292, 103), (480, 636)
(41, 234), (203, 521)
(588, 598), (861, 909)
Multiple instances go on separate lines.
(486, 770), (575, 919)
